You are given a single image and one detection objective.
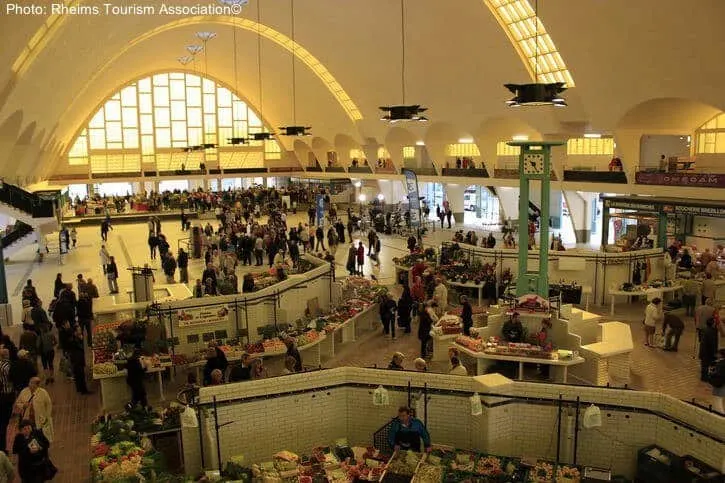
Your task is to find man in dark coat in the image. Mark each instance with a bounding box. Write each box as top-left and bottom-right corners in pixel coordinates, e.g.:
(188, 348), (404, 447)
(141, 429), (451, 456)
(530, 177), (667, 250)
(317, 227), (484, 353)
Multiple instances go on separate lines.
(700, 318), (719, 382)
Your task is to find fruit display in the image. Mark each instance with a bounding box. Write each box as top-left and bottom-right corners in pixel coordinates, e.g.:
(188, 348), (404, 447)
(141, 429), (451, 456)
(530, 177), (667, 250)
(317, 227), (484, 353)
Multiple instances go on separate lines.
(555, 464), (581, 482)
(386, 450), (422, 477)
(93, 362), (118, 376)
(529, 461), (555, 482)
(413, 462), (444, 483)
(483, 341), (554, 359)
(432, 315), (462, 336)
(455, 336), (483, 352)
(449, 451), (476, 473)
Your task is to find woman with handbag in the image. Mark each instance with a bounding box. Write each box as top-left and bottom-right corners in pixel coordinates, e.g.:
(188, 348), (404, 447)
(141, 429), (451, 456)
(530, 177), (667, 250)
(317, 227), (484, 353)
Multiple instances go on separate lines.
(13, 419), (55, 482)
(12, 378), (53, 445)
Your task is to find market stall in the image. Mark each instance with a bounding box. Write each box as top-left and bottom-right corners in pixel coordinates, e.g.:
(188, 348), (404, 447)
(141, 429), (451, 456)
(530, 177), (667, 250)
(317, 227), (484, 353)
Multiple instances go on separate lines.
(607, 280), (683, 315)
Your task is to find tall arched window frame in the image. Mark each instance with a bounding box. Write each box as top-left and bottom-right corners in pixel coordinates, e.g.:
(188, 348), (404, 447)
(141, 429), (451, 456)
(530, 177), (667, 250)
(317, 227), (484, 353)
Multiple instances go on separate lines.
(66, 72), (281, 174)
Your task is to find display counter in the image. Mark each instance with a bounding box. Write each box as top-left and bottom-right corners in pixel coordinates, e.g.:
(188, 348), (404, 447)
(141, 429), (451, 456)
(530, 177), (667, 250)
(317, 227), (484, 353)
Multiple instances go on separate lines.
(94, 283), (193, 323)
(608, 282), (682, 316)
(94, 365), (168, 412)
(573, 322), (634, 386)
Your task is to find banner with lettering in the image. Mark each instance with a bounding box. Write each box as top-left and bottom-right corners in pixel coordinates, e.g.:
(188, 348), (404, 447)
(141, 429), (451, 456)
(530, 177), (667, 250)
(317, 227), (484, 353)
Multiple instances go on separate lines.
(177, 305), (230, 327)
(316, 194), (325, 226)
(402, 169), (422, 228)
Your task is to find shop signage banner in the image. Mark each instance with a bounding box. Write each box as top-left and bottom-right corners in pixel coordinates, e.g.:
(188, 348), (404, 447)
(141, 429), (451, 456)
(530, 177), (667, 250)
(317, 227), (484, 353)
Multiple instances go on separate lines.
(604, 199), (657, 211)
(662, 204), (725, 217)
(402, 168), (421, 227)
(635, 171), (725, 188)
(316, 194), (325, 226)
(177, 305), (230, 327)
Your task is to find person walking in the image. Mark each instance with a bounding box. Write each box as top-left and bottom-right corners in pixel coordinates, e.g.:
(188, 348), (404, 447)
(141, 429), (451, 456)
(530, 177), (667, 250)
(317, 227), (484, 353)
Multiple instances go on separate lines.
(356, 241), (365, 276)
(100, 220), (109, 242)
(70, 227), (77, 248)
(0, 349), (13, 454)
(85, 278), (100, 298)
(13, 419), (54, 483)
(643, 297), (663, 347)
(99, 245), (110, 274)
(700, 318), (719, 382)
(460, 295), (473, 336)
(418, 301), (434, 359)
(148, 233), (158, 260)
(702, 273), (716, 306)
(76, 291), (93, 347)
(682, 277), (699, 317)
(662, 312), (684, 352)
(379, 293), (397, 339)
(37, 325), (56, 384)
(106, 256), (119, 294)
(14, 377), (53, 444)
(315, 225), (325, 252)
(162, 252), (177, 283)
(445, 207), (452, 229)
(10, 350), (37, 396)
(177, 248), (189, 284)
(397, 286), (414, 334)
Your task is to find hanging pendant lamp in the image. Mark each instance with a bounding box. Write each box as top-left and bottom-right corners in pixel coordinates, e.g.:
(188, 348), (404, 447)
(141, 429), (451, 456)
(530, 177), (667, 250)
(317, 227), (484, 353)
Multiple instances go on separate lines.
(279, 0), (312, 136)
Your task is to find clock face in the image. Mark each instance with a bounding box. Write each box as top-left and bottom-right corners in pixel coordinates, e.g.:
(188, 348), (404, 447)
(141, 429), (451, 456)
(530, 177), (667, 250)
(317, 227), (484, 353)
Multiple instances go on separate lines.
(522, 153), (545, 174)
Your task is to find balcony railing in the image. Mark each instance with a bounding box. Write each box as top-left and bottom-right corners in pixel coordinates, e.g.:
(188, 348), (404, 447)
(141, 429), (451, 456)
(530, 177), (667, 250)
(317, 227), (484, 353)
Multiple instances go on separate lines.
(442, 167), (489, 177)
(325, 166), (346, 173)
(1, 222), (34, 249)
(635, 171), (725, 188)
(0, 183), (56, 218)
(348, 165), (372, 173)
(564, 170), (628, 183)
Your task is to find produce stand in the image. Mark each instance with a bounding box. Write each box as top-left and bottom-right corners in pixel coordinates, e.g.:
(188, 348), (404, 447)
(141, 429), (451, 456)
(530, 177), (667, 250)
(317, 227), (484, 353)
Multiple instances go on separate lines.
(94, 365), (168, 412)
(454, 337), (584, 382)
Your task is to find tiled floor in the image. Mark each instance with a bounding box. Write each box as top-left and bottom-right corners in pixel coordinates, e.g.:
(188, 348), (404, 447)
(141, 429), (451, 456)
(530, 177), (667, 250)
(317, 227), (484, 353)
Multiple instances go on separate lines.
(2, 212), (721, 480)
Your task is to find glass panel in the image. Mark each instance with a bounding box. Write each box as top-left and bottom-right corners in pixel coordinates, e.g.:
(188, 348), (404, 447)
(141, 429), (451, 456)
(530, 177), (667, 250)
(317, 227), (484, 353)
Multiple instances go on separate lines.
(153, 73), (169, 86)
(120, 85), (137, 106)
(140, 114), (153, 134)
(188, 108), (202, 127)
(202, 78), (215, 94)
(717, 133), (725, 153)
(139, 93), (153, 114)
(154, 107), (170, 127)
(217, 87), (232, 107)
(138, 77), (152, 93)
(141, 135), (155, 155)
(153, 86), (169, 106)
(68, 134), (88, 157)
(123, 128), (139, 149)
(204, 114), (216, 134)
(203, 93), (216, 113)
(248, 110), (262, 127)
(170, 72), (185, 80)
(697, 134), (705, 154)
(105, 100), (121, 121)
(89, 110), (105, 128)
(218, 127), (233, 146)
(188, 127), (203, 146)
(186, 87), (201, 107)
(218, 107), (233, 127)
(232, 100), (247, 120)
(107, 142), (123, 149)
(171, 100), (186, 121)
(233, 120), (247, 137)
(186, 73), (201, 86)
(172, 121), (187, 141)
(89, 129), (106, 149)
(156, 128), (171, 148)
(143, 155), (155, 164)
(106, 121), (122, 142)
(122, 107), (138, 128)
(170, 79), (185, 100)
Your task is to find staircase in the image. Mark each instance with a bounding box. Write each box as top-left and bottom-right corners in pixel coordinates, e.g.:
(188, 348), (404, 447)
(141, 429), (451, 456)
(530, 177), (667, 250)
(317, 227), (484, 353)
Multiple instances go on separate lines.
(0, 182), (58, 229)
(1, 222), (37, 257)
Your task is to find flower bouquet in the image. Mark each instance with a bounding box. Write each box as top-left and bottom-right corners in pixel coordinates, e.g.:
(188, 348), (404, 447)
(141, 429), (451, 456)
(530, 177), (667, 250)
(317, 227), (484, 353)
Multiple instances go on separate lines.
(555, 464), (581, 483)
(529, 461), (554, 482)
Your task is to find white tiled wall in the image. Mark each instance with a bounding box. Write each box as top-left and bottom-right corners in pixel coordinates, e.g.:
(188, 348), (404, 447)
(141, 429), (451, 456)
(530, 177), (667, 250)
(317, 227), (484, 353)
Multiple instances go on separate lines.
(184, 368), (725, 477)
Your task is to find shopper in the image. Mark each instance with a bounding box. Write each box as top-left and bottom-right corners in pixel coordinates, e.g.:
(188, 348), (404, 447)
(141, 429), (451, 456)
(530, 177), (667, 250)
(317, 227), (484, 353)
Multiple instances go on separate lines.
(460, 295), (473, 336)
(356, 241), (365, 275)
(52, 274), (64, 299)
(449, 356), (468, 376)
(281, 356), (297, 375)
(433, 278), (448, 316)
(18, 327), (38, 363)
(20, 300), (33, 331)
(76, 291), (93, 347)
(315, 225), (325, 252)
(148, 233), (158, 260)
(203, 345), (228, 386)
(162, 252), (177, 283)
(413, 358), (428, 372)
(0, 450), (13, 482)
(284, 337), (303, 372)
(682, 277), (699, 317)
(10, 350), (37, 395)
(502, 312), (524, 343)
(70, 226), (77, 248)
(397, 286), (414, 334)
(229, 353), (254, 382)
(379, 293), (397, 339)
(445, 207), (452, 229)
(37, 325), (56, 385)
(388, 406), (432, 453)
(709, 349), (725, 414)
(346, 244), (357, 276)
(418, 301), (434, 359)
(702, 273), (716, 305)
(13, 419), (54, 483)
(194, 279), (204, 298)
(0, 350), (12, 454)
(644, 297), (663, 347)
(21, 281), (38, 306)
(126, 349), (148, 409)
(106, 256), (119, 294)
(696, 298), (717, 340)
(85, 278), (100, 299)
(98, 252), (111, 282)
(177, 248), (189, 284)
(68, 325), (91, 394)
(700, 318), (719, 382)
(662, 313), (684, 352)
(14, 377), (53, 443)
(388, 352), (405, 370)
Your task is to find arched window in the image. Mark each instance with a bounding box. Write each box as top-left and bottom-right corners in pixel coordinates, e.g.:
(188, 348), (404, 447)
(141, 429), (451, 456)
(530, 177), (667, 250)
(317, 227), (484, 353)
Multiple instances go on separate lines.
(66, 72), (281, 175)
(695, 113), (725, 154)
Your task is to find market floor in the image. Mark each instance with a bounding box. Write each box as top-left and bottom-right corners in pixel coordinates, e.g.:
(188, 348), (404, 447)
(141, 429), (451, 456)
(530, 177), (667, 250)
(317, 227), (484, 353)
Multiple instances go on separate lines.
(2, 213), (720, 481)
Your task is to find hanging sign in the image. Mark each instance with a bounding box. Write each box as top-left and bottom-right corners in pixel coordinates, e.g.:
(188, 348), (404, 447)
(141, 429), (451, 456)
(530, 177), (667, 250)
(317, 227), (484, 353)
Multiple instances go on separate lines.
(662, 204), (725, 217)
(604, 199), (657, 211)
(177, 305), (230, 327)
(316, 194), (325, 227)
(402, 168), (422, 228)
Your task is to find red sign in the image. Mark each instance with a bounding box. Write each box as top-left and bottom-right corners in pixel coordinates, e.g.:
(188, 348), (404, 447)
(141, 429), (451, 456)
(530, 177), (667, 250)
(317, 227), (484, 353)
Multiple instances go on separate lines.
(635, 172), (725, 188)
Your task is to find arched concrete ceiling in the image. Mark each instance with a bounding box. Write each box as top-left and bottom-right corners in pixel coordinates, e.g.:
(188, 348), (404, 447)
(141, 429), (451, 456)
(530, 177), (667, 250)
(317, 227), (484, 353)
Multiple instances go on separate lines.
(1, 0), (725, 179)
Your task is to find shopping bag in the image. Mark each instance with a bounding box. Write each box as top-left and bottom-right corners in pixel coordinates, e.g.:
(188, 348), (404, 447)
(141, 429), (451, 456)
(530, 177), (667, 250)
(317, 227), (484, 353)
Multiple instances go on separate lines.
(181, 405), (199, 428)
(470, 393), (483, 416)
(654, 333), (666, 349)
(372, 385), (389, 406)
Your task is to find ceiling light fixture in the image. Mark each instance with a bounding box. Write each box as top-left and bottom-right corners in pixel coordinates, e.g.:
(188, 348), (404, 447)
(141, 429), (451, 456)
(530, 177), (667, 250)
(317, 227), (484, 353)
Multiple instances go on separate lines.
(186, 45), (203, 55)
(512, 134), (529, 141)
(177, 56), (194, 65)
(380, 0), (428, 123)
(503, 0), (568, 108)
(458, 137), (474, 144)
(415, 141), (425, 146)
(584, 133), (602, 139)
(281, 0), (311, 136)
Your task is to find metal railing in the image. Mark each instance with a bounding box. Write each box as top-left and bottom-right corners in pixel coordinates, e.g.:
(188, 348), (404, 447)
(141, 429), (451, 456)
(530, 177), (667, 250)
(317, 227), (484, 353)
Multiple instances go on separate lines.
(1, 222), (34, 249)
(0, 182), (55, 218)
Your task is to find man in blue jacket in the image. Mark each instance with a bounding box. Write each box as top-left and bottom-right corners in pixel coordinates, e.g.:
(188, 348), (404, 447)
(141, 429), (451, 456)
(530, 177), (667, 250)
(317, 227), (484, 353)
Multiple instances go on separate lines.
(388, 406), (432, 453)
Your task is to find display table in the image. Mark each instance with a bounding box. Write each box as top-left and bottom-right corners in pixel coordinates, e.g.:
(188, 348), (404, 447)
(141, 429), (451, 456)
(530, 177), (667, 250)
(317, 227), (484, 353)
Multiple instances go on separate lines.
(446, 280), (485, 306)
(323, 303), (378, 358)
(608, 284), (682, 316)
(94, 366), (167, 412)
(455, 344), (585, 383)
(575, 322), (633, 386)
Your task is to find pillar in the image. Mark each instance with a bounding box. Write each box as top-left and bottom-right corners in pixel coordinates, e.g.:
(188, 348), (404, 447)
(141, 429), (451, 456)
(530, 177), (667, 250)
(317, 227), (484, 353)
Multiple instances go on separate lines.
(0, 247), (7, 304)
(602, 208), (610, 249)
(444, 183), (467, 225)
(657, 211), (667, 249)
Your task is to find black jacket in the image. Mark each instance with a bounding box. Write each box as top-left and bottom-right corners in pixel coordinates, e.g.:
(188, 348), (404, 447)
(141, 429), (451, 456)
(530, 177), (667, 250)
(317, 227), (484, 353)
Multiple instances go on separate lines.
(9, 358), (37, 392)
(418, 310), (433, 340)
(67, 338), (86, 367)
(77, 296), (93, 320)
(177, 251), (189, 268)
(700, 326), (719, 361)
